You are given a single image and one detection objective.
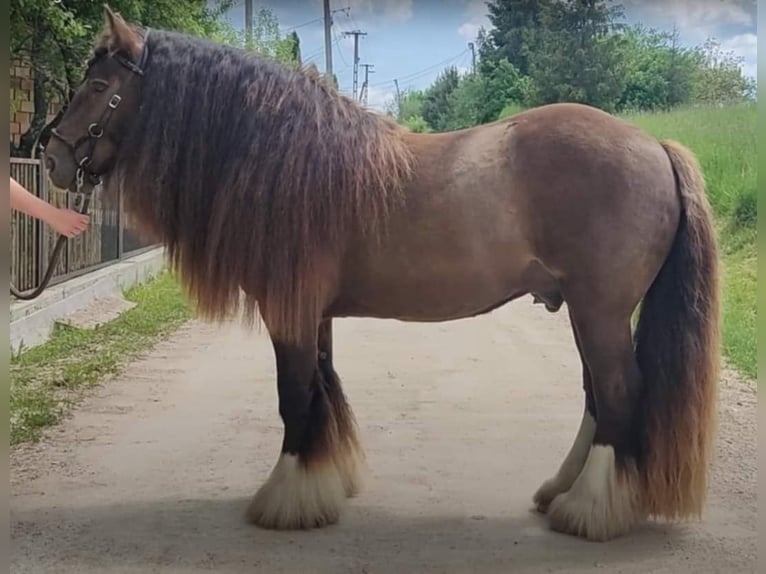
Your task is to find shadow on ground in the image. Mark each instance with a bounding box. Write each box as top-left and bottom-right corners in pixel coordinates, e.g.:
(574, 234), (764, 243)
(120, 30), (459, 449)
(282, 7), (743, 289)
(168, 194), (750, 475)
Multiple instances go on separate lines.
(11, 495), (690, 574)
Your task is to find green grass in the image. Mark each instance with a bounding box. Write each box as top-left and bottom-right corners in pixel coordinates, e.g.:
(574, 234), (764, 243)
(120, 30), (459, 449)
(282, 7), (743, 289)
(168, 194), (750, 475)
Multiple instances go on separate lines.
(10, 271), (194, 445)
(625, 104), (757, 226)
(625, 103), (756, 378)
(719, 234), (756, 378)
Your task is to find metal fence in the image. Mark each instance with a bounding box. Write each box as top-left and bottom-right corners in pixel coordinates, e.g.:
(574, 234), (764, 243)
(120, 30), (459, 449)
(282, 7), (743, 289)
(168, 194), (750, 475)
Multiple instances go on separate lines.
(10, 156), (158, 293)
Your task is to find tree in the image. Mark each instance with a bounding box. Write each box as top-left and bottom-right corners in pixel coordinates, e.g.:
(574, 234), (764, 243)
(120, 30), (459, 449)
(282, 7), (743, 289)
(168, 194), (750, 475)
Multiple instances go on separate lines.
(483, 0), (551, 75)
(394, 89), (428, 123)
(10, 1), (301, 157)
(421, 67), (461, 131)
(446, 58), (532, 130)
(691, 38), (755, 105)
(403, 115), (433, 133)
(392, 0), (756, 135)
(616, 24), (699, 112)
(233, 6), (302, 65)
(287, 32), (302, 65)
(527, 0), (627, 112)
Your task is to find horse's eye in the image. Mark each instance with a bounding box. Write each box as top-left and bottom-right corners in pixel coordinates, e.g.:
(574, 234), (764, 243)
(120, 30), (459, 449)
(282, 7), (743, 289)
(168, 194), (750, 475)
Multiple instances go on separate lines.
(90, 79), (109, 93)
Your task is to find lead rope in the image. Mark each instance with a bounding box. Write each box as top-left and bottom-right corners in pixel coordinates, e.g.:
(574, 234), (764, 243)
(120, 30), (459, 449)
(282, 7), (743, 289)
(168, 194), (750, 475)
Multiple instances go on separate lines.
(10, 170), (97, 301)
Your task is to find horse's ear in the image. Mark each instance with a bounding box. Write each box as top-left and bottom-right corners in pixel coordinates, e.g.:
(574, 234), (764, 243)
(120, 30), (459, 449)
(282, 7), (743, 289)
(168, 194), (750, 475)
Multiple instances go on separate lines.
(102, 4), (141, 58)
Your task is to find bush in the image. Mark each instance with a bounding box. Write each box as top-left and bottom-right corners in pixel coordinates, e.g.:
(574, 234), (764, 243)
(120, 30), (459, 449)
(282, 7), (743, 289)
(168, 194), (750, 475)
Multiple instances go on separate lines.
(403, 115), (433, 133)
(498, 102), (526, 120)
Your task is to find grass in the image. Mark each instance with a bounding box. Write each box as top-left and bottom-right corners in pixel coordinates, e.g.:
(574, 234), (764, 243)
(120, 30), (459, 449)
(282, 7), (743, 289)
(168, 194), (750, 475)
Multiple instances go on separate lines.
(10, 271), (194, 445)
(625, 103), (756, 378)
(719, 234), (756, 378)
(625, 104), (757, 226)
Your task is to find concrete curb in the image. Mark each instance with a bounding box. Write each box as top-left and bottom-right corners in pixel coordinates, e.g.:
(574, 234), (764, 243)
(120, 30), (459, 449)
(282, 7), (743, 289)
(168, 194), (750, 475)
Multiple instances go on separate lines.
(10, 247), (167, 353)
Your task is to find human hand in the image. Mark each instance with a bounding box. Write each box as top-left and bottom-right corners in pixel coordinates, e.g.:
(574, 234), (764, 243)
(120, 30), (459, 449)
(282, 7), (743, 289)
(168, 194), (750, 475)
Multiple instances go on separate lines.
(48, 208), (90, 238)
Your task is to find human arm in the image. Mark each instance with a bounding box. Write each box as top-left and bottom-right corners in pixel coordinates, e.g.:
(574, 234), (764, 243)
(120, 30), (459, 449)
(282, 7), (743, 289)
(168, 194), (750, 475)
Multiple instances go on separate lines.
(10, 177), (90, 237)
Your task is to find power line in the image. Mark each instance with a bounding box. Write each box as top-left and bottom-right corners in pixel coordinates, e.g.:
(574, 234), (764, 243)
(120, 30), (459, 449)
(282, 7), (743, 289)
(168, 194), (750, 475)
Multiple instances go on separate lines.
(281, 16), (323, 34)
(373, 49), (470, 87)
(303, 35), (343, 64)
(333, 32), (351, 68)
(346, 7), (362, 32)
(370, 48), (470, 89)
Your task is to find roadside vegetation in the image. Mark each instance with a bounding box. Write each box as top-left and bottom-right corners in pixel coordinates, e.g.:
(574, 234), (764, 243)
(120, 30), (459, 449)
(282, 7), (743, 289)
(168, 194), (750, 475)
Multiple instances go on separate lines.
(10, 271), (194, 445)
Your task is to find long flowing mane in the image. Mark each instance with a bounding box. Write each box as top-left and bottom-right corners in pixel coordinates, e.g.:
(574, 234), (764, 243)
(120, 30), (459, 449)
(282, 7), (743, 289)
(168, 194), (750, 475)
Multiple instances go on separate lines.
(106, 29), (414, 339)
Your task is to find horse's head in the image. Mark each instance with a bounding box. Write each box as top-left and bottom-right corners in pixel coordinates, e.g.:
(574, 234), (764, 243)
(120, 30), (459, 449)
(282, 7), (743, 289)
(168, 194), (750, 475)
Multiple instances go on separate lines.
(45, 6), (147, 191)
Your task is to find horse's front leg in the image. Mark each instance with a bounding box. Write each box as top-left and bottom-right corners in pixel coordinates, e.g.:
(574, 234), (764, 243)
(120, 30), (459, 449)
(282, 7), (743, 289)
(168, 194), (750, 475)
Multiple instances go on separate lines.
(247, 319), (363, 529)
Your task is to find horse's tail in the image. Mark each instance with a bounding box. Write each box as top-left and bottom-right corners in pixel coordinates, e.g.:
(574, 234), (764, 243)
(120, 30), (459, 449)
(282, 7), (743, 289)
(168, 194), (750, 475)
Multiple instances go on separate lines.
(634, 139), (720, 520)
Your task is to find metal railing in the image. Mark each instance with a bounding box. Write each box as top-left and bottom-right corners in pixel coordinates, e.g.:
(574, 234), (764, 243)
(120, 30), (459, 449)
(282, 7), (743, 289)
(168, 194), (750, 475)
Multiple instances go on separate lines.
(10, 156), (158, 293)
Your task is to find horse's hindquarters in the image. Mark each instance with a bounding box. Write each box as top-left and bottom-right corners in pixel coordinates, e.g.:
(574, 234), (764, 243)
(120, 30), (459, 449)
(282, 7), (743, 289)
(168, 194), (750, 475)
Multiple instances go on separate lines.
(331, 104), (680, 325)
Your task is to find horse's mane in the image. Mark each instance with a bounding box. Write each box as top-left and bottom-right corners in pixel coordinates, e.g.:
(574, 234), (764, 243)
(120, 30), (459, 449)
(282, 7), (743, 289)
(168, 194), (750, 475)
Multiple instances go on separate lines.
(105, 30), (414, 340)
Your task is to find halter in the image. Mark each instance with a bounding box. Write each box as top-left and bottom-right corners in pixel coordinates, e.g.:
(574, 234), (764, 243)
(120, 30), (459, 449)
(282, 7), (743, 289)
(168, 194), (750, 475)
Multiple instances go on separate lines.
(50, 30), (151, 193)
(10, 31), (151, 301)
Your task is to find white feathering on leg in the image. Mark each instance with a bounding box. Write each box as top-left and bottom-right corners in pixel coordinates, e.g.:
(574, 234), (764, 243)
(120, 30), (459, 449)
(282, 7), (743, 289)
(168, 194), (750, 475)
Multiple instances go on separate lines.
(247, 453), (345, 530)
(534, 410), (596, 513)
(547, 445), (646, 541)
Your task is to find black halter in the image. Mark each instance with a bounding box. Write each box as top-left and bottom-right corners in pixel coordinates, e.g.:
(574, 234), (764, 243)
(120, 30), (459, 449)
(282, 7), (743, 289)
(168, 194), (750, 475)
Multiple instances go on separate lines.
(50, 30), (151, 192)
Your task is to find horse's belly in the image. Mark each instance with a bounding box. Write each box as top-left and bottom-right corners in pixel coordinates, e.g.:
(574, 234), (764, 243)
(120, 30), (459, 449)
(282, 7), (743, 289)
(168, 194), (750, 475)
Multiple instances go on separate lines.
(328, 242), (551, 322)
(331, 280), (526, 322)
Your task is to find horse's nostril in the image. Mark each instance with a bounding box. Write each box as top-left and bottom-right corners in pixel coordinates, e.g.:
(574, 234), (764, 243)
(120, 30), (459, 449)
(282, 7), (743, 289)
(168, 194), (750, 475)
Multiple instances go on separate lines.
(45, 156), (56, 172)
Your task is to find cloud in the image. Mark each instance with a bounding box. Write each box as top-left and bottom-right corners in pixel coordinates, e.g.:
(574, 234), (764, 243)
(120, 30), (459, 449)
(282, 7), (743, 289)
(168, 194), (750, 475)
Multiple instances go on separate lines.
(457, 0), (491, 41)
(458, 22), (482, 41)
(621, 0), (756, 77)
(309, 0), (413, 22)
(625, 0), (753, 36)
(363, 85), (396, 113)
(721, 32), (757, 78)
(384, 0), (413, 22)
(721, 32), (758, 56)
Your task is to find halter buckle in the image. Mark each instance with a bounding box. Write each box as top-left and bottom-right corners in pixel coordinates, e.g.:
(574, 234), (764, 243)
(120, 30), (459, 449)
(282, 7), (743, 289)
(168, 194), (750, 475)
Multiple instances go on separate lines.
(88, 123), (104, 138)
(108, 94), (122, 109)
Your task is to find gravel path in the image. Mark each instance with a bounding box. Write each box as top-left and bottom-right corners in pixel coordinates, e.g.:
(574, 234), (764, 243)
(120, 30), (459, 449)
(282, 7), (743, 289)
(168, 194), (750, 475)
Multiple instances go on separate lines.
(10, 300), (757, 573)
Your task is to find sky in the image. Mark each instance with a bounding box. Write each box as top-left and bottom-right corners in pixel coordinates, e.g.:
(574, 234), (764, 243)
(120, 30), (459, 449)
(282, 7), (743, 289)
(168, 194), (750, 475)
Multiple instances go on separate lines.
(216, 0), (758, 112)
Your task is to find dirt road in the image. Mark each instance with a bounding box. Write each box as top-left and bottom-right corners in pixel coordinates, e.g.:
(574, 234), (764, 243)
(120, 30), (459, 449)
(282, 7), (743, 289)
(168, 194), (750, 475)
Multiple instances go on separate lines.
(10, 300), (757, 573)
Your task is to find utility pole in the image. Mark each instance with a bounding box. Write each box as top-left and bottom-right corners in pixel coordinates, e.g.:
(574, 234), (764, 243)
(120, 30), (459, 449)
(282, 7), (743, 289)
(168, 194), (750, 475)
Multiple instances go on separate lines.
(245, 0), (253, 49)
(360, 63), (374, 105)
(468, 41), (476, 74)
(343, 30), (367, 101)
(323, 0), (333, 77)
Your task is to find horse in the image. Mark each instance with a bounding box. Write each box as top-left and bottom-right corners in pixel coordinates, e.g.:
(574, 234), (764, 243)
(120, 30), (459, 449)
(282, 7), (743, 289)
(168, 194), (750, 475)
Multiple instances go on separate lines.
(44, 6), (720, 542)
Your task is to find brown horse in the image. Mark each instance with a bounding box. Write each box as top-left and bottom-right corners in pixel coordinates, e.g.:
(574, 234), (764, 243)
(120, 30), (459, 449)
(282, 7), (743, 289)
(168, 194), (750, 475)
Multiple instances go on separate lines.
(44, 7), (720, 542)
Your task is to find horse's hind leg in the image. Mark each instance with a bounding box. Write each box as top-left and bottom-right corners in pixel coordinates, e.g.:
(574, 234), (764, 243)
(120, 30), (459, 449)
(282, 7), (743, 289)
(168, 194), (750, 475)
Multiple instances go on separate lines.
(247, 319), (364, 529)
(317, 319), (364, 497)
(546, 305), (647, 541)
(533, 312), (596, 513)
